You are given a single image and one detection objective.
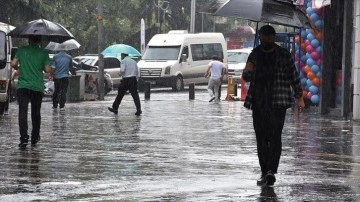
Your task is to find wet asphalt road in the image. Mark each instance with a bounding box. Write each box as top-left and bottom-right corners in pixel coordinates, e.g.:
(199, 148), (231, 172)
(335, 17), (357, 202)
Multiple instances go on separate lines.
(1, 86), (360, 201)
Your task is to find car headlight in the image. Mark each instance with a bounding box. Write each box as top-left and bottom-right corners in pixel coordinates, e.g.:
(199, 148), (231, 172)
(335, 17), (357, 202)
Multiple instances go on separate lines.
(165, 66), (171, 74)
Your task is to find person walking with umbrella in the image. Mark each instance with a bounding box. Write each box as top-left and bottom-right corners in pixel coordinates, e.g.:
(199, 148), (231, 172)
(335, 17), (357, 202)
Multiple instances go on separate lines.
(242, 25), (305, 186)
(108, 53), (142, 116)
(50, 50), (73, 111)
(11, 35), (52, 148)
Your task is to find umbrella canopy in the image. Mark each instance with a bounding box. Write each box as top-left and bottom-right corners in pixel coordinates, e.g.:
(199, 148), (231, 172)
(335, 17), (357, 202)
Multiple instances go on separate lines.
(45, 39), (81, 51)
(200, 0), (312, 29)
(101, 44), (141, 58)
(8, 19), (74, 43)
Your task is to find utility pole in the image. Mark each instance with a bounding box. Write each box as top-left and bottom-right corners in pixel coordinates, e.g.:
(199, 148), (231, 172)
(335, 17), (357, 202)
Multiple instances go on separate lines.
(97, 0), (105, 100)
(190, 0), (196, 33)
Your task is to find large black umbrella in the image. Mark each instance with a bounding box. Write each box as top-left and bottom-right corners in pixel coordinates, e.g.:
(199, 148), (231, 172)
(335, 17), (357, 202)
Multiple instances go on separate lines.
(200, 0), (312, 29)
(8, 19), (74, 43)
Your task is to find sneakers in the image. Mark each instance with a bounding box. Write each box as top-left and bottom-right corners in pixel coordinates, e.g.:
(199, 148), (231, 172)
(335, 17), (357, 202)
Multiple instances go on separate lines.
(265, 171), (276, 186)
(18, 140), (28, 148)
(60, 107), (65, 112)
(209, 97), (215, 102)
(257, 174), (267, 186)
(108, 107), (118, 115)
(135, 110), (142, 116)
(31, 136), (40, 146)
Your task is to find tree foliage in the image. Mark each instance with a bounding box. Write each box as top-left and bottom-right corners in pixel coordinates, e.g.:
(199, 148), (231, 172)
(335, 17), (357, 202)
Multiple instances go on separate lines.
(0, 0), (245, 54)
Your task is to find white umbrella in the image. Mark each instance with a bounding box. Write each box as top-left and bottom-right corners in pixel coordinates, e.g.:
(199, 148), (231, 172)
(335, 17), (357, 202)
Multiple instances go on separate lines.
(45, 39), (81, 51)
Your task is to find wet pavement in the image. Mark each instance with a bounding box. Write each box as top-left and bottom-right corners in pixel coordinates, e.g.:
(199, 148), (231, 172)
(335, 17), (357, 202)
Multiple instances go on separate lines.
(1, 86), (360, 201)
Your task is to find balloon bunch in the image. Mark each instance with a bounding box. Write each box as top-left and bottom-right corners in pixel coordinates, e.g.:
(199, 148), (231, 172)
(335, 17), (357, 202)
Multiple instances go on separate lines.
(294, 0), (323, 105)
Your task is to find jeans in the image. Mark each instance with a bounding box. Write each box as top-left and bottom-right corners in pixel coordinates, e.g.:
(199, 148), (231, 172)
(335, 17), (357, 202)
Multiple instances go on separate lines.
(252, 107), (286, 175)
(17, 88), (43, 143)
(53, 77), (69, 108)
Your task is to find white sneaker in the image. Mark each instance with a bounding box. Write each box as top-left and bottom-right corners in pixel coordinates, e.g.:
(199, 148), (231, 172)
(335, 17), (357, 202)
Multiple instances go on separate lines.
(60, 108), (65, 112)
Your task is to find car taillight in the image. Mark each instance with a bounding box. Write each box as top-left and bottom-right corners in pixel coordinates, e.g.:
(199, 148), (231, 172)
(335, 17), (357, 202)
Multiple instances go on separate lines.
(0, 80), (7, 93)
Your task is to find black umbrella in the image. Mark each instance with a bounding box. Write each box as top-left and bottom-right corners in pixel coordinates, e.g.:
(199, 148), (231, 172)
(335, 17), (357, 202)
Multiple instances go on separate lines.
(8, 19), (75, 43)
(200, 0), (312, 29)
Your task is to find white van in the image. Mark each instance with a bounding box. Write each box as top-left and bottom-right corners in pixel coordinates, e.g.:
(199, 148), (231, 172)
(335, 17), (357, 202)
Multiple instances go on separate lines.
(137, 30), (227, 91)
(0, 22), (14, 115)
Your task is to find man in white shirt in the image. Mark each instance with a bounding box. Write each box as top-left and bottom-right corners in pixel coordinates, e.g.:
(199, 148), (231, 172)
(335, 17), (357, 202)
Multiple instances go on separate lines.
(108, 53), (142, 116)
(204, 55), (224, 102)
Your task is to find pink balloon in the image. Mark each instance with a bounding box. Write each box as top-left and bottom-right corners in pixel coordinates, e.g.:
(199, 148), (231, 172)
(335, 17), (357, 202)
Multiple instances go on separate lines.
(306, 45), (315, 54)
(311, 52), (321, 60)
(305, 40), (311, 47)
(299, 61), (305, 68)
(316, 59), (322, 66)
(307, 92), (313, 99)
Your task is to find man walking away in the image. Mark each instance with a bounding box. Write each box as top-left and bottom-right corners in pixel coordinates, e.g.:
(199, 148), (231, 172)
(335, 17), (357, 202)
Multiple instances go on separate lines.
(11, 35), (52, 148)
(204, 55), (224, 102)
(51, 51), (73, 111)
(108, 53), (142, 116)
(242, 25), (305, 186)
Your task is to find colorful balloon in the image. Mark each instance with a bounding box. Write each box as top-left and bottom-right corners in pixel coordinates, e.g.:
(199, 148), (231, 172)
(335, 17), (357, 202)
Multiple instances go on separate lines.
(309, 85), (319, 94)
(307, 71), (316, 80)
(311, 94), (320, 104)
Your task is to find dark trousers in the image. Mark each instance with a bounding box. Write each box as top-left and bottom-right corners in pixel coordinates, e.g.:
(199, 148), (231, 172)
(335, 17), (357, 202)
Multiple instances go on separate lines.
(252, 107), (286, 175)
(53, 77), (69, 108)
(112, 77), (141, 111)
(17, 88), (43, 142)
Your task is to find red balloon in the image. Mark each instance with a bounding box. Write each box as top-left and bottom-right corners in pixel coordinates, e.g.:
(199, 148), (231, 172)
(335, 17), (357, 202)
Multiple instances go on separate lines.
(307, 71), (316, 80)
(303, 65), (312, 74)
(316, 32), (323, 41)
(312, 77), (320, 87)
(301, 43), (307, 52)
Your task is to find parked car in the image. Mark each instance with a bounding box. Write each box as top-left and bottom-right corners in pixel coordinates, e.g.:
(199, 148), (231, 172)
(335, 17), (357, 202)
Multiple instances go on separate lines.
(227, 48), (252, 82)
(74, 54), (122, 88)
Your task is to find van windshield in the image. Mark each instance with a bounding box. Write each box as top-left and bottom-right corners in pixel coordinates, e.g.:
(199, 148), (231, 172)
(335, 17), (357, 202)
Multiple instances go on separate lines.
(142, 46), (180, 60)
(0, 32), (6, 60)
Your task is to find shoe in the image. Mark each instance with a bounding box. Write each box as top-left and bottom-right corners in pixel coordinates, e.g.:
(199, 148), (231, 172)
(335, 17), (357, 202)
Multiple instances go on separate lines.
(18, 141), (28, 148)
(31, 136), (40, 146)
(60, 107), (65, 112)
(257, 174), (267, 186)
(135, 110), (142, 116)
(52, 106), (57, 110)
(209, 97), (215, 102)
(265, 171), (276, 186)
(108, 107), (118, 115)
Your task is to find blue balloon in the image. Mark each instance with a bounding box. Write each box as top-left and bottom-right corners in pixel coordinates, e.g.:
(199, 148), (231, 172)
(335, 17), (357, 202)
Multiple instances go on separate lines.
(316, 46), (322, 54)
(309, 85), (319, 94)
(301, 78), (307, 86)
(311, 64), (320, 73)
(301, 55), (308, 62)
(306, 79), (313, 87)
(306, 7), (314, 15)
(315, 19), (324, 29)
(311, 94), (320, 104)
(317, 71), (322, 78)
(311, 39), (320, 48)
(301, 30), (307, 38)
(307, 58), (315, 66)
(306, 29), (311, 35)
(310, 13), (319, 21)
(307, 33), (315, 41)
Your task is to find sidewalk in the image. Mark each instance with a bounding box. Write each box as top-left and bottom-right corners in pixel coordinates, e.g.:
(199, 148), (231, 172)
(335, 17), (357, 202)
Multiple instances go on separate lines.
(1, 87), (360, 201)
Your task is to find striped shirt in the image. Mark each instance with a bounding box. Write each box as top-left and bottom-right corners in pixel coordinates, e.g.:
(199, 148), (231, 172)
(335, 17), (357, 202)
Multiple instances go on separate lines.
(242, 45), (302, 109)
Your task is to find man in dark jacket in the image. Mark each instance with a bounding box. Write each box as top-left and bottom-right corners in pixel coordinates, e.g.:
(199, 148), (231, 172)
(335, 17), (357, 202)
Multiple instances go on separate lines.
(242, 25), (305, 186)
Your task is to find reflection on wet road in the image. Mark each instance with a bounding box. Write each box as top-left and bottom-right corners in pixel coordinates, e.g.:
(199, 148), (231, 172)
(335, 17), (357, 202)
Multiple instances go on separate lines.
(1, 88), (360, 201)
